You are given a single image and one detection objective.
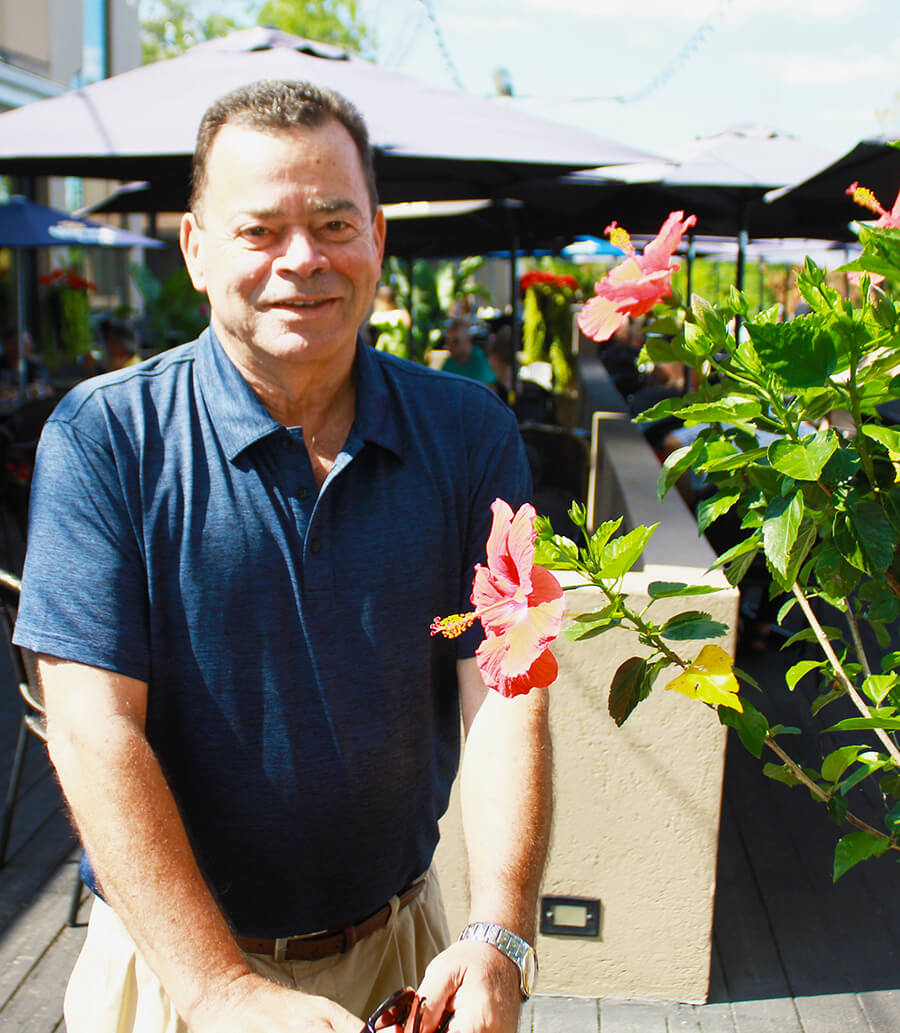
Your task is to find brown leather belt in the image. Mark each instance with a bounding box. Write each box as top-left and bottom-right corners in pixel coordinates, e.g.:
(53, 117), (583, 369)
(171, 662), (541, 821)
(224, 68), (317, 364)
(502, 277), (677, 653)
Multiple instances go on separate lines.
(235, 877), (426, 962)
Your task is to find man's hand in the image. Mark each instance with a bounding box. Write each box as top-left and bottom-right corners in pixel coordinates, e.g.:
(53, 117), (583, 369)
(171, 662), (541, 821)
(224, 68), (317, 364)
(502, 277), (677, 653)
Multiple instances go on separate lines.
(188, 970), (364, 1033)
(415, 940), (521, 1033)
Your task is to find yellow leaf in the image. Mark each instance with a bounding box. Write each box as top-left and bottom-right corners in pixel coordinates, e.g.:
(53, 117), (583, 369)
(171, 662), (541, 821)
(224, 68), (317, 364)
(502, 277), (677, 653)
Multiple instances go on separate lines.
(665, 643), (742, 713)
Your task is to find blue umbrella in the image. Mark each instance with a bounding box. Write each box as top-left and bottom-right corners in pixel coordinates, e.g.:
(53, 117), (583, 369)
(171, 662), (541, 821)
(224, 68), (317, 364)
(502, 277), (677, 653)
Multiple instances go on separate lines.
(0, 196), (162, 397)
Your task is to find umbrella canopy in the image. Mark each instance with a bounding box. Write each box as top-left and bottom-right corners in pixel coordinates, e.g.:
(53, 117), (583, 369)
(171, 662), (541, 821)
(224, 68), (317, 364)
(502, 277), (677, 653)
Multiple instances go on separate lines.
(559, 125), (834, 240)
(0, 28), (652, 208)
(763, 130), (900, 237)
(0, 195), (163, 249)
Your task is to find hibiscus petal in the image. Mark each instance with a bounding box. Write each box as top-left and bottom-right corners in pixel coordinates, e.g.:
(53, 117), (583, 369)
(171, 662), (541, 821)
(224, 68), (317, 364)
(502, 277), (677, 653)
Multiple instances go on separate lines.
(577, 295), (626, 342)
(483, 499), (517, 584)
(642, 211), (697, 271)
(529, 565), (565, 606)
(476, 634), (558, 698)
(506, 503), (537, 590)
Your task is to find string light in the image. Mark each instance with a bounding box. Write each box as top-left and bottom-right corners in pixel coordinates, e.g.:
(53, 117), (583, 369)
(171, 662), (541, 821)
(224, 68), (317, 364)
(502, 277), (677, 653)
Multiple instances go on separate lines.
(416, 0), (466, 91)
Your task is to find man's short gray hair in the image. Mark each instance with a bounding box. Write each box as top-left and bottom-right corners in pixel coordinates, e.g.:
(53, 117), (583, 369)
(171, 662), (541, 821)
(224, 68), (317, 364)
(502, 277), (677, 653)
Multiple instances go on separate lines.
(190, 79), (378, 215)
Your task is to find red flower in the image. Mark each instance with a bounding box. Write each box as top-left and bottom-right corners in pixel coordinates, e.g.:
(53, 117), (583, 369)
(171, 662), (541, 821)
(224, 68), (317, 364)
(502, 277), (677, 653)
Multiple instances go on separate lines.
(577, 211), (697, 342)
(39, 267), (97, 291)
(520, 270), (578, 295)
(431, 499), (564, 698)
(847, 182), (900, 229)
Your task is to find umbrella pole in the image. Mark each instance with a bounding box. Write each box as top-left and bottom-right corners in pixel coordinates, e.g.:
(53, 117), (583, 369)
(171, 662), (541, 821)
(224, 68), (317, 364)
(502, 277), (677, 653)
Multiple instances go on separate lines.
(509, 244), (519, 350)
(15, 246), (26, 403)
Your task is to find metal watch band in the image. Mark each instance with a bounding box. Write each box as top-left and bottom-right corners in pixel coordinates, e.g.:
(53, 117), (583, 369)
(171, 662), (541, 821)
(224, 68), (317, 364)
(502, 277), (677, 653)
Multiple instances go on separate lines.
(458, 921), (538, 1000)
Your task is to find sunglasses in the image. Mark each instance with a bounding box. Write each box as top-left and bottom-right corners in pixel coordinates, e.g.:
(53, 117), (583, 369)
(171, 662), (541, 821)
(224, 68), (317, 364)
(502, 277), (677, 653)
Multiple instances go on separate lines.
(362, 987), (454, 1033)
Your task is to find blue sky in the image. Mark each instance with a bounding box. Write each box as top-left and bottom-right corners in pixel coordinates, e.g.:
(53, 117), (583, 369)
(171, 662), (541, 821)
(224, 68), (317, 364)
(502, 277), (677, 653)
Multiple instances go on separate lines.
(212, 0), (898, 165)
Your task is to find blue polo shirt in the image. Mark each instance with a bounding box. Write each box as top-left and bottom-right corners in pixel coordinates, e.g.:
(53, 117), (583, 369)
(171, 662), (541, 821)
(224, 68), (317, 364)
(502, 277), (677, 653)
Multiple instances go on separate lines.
(15, 329), (530, 937)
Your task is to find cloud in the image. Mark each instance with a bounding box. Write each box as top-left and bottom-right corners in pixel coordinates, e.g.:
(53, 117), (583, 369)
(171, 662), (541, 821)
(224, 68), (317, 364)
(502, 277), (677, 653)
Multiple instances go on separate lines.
(517, 0), (869, 22)
(750, 51), (896, 87)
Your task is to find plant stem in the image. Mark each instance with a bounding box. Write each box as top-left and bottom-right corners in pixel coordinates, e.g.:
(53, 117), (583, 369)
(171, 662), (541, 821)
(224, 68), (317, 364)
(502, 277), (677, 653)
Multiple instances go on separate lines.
(791, 583), (900, 767)
(846, 607), (873, 680)
(765, 736), (897, 849)
(591, 576), (687, 669)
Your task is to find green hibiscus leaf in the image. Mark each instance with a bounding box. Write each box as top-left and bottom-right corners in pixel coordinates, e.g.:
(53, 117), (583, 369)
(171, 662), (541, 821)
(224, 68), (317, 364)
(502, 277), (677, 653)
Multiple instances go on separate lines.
(828, 716), (900, 732)
(691, 294), (729, 346)
(767, 429), (839, 481)
(697, 489), (742, 533)
(596, 524), (658, 580)
(833, 831), (890, 882)
(659, 611), (729, 641)
(814, 544), (860, 599)
(861, 424), (900, 454)
(785, 659), (825, 691)
(701, 446), (768, 473)
(861, 674), (899, 705)
(608, 656), (650, 727)
(647, 581), (725, 599)
(763, 491), (804, 580)
(885, 802), (900, 835)
(719, 698), (769, 758)
(782, 521), (817, 589)
(657, 440), (704, 500)
(747, 319), (837, 388)
(565, 617), (623, 641)
(821, 745), (865, 783)
(763, 762), (802, 787)
(675, 397), (762, 427)
(846, 498), (898, 574)
(858, 580), (900, 624)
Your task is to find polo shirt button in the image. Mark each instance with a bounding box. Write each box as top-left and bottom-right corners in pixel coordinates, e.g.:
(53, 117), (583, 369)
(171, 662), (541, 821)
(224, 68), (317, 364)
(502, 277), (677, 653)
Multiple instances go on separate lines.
(298, 487), (310, 500)
(281, 437), (292, 449)
(309, 539), (322, 554)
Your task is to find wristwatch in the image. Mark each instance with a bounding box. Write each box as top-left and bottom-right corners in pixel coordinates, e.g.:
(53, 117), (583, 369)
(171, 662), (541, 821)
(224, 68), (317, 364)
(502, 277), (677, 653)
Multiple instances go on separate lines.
(459, 922), (538, 1000)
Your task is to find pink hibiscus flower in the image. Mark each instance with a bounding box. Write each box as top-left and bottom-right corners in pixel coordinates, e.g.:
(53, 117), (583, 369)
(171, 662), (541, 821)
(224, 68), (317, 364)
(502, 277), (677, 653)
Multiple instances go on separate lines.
(430, 499), (565, 698)
(847, 182), (900, 229)
(577, 211), (698, 343)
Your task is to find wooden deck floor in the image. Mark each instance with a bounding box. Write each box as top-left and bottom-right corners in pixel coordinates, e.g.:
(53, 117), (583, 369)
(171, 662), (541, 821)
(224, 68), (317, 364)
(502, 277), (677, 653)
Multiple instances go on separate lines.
(0, 545), (898, 1031)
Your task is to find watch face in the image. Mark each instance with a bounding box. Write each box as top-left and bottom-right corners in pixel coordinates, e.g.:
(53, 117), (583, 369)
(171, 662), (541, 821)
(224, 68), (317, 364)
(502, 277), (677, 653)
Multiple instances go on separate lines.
(522, 947), (538, 996)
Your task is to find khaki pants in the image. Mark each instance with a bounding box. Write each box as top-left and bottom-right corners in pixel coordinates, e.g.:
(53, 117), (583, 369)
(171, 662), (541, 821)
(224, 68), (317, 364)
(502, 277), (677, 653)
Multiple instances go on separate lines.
(64, 870), (451, 1033)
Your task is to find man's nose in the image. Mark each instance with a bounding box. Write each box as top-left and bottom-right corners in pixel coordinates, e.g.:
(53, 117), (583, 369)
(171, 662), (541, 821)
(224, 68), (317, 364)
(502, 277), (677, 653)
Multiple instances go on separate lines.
(274, 229), (330, 277)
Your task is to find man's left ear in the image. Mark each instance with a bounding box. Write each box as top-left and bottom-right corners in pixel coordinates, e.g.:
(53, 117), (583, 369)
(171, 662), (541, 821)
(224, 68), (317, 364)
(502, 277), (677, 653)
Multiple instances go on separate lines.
(180, 212), (208, 294)
(373, 207), (387, 264)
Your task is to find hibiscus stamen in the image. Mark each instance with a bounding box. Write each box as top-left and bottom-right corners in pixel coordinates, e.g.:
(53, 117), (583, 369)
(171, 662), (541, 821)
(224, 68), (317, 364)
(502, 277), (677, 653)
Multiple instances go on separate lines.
(430, 612), (479, 639)
(605, 221), (633, 254)
(846, 182), (885, 217)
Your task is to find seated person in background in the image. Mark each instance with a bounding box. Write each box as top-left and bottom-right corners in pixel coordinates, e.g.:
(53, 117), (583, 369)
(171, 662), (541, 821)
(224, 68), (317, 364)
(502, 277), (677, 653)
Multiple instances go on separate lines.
(101, 318), (141, 372)
(0, 328), (53, 397)
(440, 318), (496, 386)
(485, 330), (516, 406)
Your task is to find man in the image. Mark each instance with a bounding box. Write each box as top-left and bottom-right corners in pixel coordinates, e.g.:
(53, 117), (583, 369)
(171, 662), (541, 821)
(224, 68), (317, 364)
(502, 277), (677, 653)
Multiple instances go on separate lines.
(14, 81), (551, 1033)
(440, 318), (496, 386)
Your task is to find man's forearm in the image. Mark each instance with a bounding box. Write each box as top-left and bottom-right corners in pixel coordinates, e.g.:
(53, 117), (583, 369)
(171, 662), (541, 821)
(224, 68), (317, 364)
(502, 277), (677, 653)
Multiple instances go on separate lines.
(43, 670), (253, 1023)
(459, 682), (552, 941)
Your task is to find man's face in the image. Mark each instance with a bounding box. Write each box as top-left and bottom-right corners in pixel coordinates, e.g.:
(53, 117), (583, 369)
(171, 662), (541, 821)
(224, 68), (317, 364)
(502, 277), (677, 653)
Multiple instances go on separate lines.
(445, 324), (472, 363)
(180, 120), (385, 377)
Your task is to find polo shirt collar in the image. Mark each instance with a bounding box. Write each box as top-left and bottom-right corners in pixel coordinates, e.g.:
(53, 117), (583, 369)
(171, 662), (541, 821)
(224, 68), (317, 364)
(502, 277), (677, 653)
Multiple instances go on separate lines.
(195, 327), (404, 462)
(195, 327), (281, 461)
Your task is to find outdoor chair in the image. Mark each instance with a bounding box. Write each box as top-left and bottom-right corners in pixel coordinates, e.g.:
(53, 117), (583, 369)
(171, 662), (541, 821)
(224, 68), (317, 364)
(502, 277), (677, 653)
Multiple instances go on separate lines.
(0, 394), (59, 540)
(0, 569), (83, 925)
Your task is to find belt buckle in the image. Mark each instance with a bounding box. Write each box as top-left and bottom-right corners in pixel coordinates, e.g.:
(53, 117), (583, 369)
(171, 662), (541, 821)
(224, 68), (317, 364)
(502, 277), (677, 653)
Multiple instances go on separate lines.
(273, 937), (289, 962)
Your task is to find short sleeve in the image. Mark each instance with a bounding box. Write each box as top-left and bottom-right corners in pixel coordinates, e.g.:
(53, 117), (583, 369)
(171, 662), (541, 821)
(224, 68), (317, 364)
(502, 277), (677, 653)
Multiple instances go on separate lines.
(13, 416), (151, 681)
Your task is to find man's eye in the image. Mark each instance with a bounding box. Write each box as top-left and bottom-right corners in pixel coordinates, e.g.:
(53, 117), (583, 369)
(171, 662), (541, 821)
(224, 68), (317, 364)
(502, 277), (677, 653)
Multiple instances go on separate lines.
(323, 220), (355, 236)
(241, 225), (273, 240)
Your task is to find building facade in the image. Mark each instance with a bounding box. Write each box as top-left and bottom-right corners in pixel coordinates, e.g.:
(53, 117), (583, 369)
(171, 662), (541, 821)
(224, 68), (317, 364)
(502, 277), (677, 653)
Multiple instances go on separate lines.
(0, 0), (140, 112)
